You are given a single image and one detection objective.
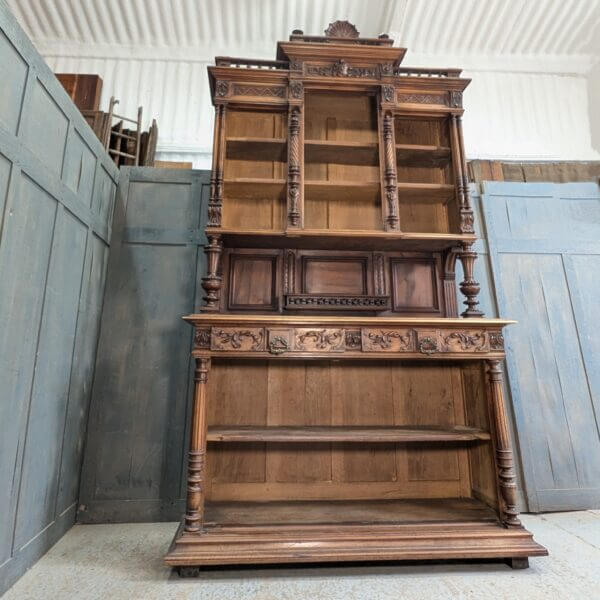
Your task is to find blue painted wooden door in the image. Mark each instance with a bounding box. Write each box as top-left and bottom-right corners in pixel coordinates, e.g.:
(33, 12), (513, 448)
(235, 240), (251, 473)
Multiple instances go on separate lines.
(481, 181), (600, 511)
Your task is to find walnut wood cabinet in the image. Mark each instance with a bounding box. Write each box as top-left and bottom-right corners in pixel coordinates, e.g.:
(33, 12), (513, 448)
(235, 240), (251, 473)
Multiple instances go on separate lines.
(165, 21), (547, 573)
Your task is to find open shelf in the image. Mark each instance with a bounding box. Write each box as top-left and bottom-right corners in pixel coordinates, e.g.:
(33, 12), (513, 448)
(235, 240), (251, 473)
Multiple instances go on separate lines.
(305, 140), (379, 166)
(207, 425), (491, 443)
(226, 137), (287, 161)
(207, 227), (475, 251)
(223, 178), (286, 199)
(397, 182), (455, 204)
(305, 180), (380, 202)
(396, 144), (451, 167)
(204, 498), (499, 528)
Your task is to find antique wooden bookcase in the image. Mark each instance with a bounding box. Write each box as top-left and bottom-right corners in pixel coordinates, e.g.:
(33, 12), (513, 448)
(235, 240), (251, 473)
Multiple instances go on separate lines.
(165, 22), (547, 572)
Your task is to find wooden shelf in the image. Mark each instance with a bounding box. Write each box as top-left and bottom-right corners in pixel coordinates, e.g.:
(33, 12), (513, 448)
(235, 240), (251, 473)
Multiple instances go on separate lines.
(223, 178), (286, 200)
(206, 227), (475, 251)
(226, 137), (287, 161)
(397, 182), (455, 203)
(396, 144), (451, 167)
(305, 180), (380, 202)
(207, 425), (491, 443)
(204, 498), (498, 527)
(305, 139), (379, 166)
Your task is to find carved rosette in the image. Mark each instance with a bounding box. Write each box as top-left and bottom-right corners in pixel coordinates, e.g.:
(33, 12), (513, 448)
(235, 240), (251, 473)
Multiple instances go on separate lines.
(487, 360), (521, 527)
(345, 330), (362, 350)
(382, 112), (399, 231)
(489, 331), (505, 350)
(287, 107), (302, 227)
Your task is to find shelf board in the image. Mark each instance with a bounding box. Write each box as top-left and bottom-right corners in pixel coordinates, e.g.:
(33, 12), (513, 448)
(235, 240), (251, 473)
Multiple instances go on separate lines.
(397, 182), (455, 204)
(203, 498), (498, 528)
(226, 137), (287, 161)
(224, 178), (286, 200)
(207, 227), (475, 251)
(305, 180), (380, 202)
(207, 425), (490, 443)
(305, 139), (379, 166)
(396, 144), (451, 167)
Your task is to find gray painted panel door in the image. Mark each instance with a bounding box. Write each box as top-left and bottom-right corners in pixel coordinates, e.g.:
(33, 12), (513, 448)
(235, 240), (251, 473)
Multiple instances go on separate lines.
(482, 181), (600, 511)
(79, 167), (210, 523)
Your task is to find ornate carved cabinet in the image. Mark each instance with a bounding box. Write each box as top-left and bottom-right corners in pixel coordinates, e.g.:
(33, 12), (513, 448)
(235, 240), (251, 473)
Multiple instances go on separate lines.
(165, 22), (547, 572)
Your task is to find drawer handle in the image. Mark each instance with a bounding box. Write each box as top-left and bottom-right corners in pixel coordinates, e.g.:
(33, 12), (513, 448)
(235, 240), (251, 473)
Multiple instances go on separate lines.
(419, 336), (438, 355)
(269, 336), (289, 355)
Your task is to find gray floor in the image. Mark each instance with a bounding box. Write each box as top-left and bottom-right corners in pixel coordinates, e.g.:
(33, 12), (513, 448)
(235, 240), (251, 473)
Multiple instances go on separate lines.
(3, 512), (600, 600)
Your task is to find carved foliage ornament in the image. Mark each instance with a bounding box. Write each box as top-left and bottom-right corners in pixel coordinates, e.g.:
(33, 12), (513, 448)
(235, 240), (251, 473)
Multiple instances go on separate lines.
(325, 20), (360, 38)
(194, 328), (211, 349)
(268, 336), (289, 355)
(419, 336), (439, 355)
(368, 330), (412, 350)
(444, 331), (487, 351)
(382, 85), (395, 102)
(289, 81), (303, 99)
(345, 330), (362, 349)
(215, 80), (229, 97)
(212, 329), (263, 350)
(296, 329), (342, 350)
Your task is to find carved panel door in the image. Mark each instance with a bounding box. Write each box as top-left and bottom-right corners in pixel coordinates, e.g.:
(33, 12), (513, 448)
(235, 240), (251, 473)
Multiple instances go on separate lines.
(482, 181), (600, 511)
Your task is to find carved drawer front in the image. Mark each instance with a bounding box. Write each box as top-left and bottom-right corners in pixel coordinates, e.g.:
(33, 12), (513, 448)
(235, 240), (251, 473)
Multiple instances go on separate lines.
(267, 329), (292, 355)
(361, 328), (414, 352)
(441, 330), (490, 353)
(211, 327), (265, 352)
(293, 328), (345, 352)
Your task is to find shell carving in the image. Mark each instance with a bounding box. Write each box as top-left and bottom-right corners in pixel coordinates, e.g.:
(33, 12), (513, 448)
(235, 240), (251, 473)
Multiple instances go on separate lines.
(325, 20), (359, 38)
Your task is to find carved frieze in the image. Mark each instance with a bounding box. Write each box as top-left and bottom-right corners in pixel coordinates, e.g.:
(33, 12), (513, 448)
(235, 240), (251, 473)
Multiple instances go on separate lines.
(232, 85), (286, 98)
(306, 60), (378, 78)
(294, 328), (344, 352)
(362, 329), (414, 352)
(211, 328), (265, 351)
(285, 295), (390, 310)
(397, 93), (447, 105)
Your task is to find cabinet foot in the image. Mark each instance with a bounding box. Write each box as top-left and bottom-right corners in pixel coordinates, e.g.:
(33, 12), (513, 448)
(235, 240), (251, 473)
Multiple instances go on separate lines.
(176, 566), (201, 577)
(506, 557), (529, 569)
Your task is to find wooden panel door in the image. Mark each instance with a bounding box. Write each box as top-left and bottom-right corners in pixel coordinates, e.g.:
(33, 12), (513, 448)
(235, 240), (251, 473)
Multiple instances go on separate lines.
(481, 181), (600, 511)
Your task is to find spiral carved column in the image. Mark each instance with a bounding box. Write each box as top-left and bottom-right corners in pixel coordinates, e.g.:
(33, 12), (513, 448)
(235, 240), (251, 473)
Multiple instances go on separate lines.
(486, 360), (521, 528)
(382, 111), (400, 231)
(184, 356), (211, 532)
(287, 107), (302, 228)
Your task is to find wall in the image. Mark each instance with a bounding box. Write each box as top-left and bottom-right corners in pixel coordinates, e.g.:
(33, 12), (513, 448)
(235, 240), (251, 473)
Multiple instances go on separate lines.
(0, 2), (118, 594)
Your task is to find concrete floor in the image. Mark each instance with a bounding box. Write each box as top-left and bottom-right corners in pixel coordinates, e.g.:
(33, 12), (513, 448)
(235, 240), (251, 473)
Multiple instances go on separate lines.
(3, 512), (600, 600)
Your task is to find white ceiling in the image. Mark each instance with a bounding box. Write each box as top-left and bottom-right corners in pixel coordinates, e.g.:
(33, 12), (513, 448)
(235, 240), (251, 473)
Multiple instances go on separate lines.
(9, 0), (600, 72)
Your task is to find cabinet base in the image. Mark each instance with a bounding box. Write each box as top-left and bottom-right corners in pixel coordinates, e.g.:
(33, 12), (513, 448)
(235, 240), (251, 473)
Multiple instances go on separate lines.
(164, 520), (547, 569)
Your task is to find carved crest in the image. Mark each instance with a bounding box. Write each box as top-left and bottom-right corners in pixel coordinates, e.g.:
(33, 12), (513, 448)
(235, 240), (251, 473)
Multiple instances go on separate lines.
(325, 20), (359, 38)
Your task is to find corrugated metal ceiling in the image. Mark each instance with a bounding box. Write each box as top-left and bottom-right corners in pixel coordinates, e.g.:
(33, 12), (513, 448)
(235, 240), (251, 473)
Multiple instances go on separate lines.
(9, 0), (600, 60)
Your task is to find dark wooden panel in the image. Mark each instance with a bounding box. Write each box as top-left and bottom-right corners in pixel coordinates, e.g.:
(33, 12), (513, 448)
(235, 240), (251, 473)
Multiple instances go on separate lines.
(78, 168), (210, 522)
(302, 256), (368, 294)
(228, 254), (278, 310)
(390, 257), (440, 313)
(55, 73), (102, 111)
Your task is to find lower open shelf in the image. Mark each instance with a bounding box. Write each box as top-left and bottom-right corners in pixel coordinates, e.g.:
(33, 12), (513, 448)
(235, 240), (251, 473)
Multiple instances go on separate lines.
(165, 498), (548, 568)
(204, 497), (497, 527)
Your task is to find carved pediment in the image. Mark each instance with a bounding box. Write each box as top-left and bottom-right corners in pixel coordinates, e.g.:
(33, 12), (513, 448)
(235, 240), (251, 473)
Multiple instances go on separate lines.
(325, 20), (360, 39)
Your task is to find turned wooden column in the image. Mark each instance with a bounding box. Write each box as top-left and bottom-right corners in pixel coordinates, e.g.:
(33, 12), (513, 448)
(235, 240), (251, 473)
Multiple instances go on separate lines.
(200, 235), (223, 311)
(458, 242), (483, 317)
(486, 359), (521, 528)
(184, 356), (211, 532)
(208, 104), (226, 227)
(381, 110), (400, 231)
(454, 115), (475, 234)
(287, 105), (303, 228)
